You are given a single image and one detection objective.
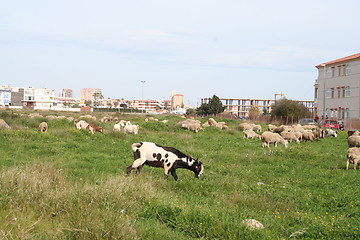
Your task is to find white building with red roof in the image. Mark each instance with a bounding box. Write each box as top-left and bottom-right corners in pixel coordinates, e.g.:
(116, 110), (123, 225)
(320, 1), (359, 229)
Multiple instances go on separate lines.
(314, 53), (360, 127)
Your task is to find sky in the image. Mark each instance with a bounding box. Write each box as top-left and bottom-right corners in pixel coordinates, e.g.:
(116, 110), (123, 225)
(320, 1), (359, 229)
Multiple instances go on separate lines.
(1, 0), (359, 106)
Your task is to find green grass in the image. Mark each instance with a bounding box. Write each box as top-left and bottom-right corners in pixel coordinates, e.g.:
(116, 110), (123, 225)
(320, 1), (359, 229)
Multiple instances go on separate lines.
(0, 111), (359, 239)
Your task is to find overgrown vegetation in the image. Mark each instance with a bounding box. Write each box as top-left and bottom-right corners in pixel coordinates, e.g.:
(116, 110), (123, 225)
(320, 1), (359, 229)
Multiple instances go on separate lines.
(196, 95), (225, 116)
(0, 110), (358, 239)
(271, 98), (311, 118)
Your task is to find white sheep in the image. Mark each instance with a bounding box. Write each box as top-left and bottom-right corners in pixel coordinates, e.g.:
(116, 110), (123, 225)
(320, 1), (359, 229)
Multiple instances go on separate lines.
(280, 131), (300, 144)
(346, 147), (360, 170)
(124, 124), (139, 135)
(252, 124), (262, 132)
(267, 124), (277, 131)
(261, 131), (288, 148)
(243, 129), (261, 139)
(38, 122), (48, 132)
(348, 135), (360, 147)
(302, 130), (315, 141)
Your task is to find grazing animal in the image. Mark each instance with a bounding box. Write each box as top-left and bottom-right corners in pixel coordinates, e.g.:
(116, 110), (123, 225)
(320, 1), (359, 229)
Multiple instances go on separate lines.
(243, 129), (261, 139)
(346, 147), (360, 170)
(38, 122), (48, 132)
(74, 120), (104, 134)
(348, 135), (360, 147)
(124, 124), (139, 135)
(126, 142), (204, 180)
(261, 131), (288, 148)
(280, 131), (300, 144)
(325, 129), (338, 137)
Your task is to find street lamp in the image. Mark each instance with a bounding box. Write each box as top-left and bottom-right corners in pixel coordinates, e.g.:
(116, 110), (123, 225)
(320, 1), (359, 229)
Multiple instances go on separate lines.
(141, 81), (146, 100)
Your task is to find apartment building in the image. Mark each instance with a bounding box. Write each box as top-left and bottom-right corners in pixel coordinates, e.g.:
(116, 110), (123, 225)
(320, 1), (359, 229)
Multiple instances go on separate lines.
(314, 53), (360, 120)
(80, 88), (102, 102)
(201, 97), (315, 117)
(59, 88), (73, 98)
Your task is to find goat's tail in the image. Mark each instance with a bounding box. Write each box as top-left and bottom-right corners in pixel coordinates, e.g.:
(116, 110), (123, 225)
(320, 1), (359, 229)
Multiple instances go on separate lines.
(132, 142), (142, 151)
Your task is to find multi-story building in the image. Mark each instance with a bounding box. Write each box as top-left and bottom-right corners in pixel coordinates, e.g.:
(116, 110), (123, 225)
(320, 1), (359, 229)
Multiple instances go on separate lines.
(59, 88), (73, 98)
(80, 88), (102, 102)
(171, 93), (184, 110)
(22, 87), (56, 108)
(132, 99), (170, 112)
(201, 97), (315, 117)
(0, 88), (11, 107)
(314, 53), (360, 120)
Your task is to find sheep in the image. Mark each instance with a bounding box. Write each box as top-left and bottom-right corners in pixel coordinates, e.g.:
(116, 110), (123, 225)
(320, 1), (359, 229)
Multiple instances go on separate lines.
(348, 130), (360, 137)
(124, 124), (139, 135)
(113, 122), (122, 132)
(182, 122), (201, 133)
(252, 124), (262, 132)
(280, 131), (300, 144)
(346, 147), (360, 170)
(261, 131), (288, 148)
(239, 123), (255, 131)
(302, 130), (315, 141)
(243, 129), (261, 139)
(126, 142), (204, 180)
(348, 135), (360, 147)
(38, 122), (48, 132)
(267, 124), (277, 131)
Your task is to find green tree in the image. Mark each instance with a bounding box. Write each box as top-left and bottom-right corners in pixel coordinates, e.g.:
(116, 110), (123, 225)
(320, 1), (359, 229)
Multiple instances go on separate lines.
(196, 95), (225, 115)
(271, 98), (311, 118)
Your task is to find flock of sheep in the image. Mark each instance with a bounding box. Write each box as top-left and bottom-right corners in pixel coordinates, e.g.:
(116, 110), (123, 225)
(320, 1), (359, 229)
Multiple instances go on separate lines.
(239, 122), (338, 148)
(2, 111), (359, 171)
(346, 131), (360, 170)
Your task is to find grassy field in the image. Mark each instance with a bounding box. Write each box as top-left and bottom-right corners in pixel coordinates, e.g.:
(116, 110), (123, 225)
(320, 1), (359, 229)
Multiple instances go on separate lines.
(0, 110), (359, 239)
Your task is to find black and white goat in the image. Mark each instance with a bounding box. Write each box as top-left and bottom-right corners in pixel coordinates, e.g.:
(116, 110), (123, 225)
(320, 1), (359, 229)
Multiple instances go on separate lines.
(126, 142), (204, 180)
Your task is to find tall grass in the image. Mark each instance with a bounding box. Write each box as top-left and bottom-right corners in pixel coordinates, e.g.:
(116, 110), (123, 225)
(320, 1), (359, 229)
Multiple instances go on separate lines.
(0, 111), (359, 239)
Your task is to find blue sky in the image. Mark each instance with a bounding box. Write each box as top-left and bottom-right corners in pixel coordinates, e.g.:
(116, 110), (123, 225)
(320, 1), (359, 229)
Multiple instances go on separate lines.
(1, 0), (359, 106)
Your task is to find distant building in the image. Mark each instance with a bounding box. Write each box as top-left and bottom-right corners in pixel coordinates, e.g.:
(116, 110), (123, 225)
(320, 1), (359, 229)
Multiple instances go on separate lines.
(59, 88), (73, 98)
(201, 97), (314, 117)
(171, 92), (184, 110)
(0, 88), (11, 107)
(314, 53), (360, 120)
(80, 88), (102, 102)
(132, 99), (170, 113)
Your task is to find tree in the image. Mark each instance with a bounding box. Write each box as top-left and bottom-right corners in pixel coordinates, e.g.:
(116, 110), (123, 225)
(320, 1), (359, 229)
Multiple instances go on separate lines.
(249, 105), (260, 119)
(271, 99), (311, 118)
(196, 95), (225, 115)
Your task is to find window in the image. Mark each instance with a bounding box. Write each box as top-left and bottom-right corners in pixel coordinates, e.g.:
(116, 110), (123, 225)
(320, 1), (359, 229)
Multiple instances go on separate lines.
(346, 64), (351, 75)
(325, 88), (331, 98)
(331, 67), (335, 77)
(337, 88), (341, 98)
(325, 68), (332, 78)
(342, 87), (345, 97)
(345, 86), (350, 97)
(346, 108), (350, 119)
(331, 88), (334, 98)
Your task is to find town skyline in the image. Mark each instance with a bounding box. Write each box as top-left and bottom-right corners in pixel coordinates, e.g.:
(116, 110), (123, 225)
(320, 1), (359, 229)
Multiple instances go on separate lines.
(1, 1), (360, 106)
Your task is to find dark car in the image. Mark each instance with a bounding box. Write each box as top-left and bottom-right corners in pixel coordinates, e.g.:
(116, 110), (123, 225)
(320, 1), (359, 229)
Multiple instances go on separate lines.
(319, 119), (339, 129)
(298, 118), (317, 125)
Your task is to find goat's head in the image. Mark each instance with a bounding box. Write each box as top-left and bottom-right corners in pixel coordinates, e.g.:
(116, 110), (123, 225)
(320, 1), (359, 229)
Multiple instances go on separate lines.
(193, 159), (204, 178)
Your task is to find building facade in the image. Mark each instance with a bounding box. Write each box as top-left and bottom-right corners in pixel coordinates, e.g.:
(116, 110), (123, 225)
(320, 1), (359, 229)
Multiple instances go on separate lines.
(59, 88), (73, 98)
(201, 97), (315, 117)
(80, 88), (102, 102)
(171, 94), (184, 110)
(314, 53), (360, 120)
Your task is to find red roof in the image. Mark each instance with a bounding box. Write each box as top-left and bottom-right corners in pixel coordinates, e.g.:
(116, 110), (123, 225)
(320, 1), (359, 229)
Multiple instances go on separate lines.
(316, 53), (360, 68)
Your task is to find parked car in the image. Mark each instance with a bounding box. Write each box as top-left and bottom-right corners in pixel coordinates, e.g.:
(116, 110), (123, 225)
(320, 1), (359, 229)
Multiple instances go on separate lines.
(319, 119), (339, 129)
(298, 118), (317, 125)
